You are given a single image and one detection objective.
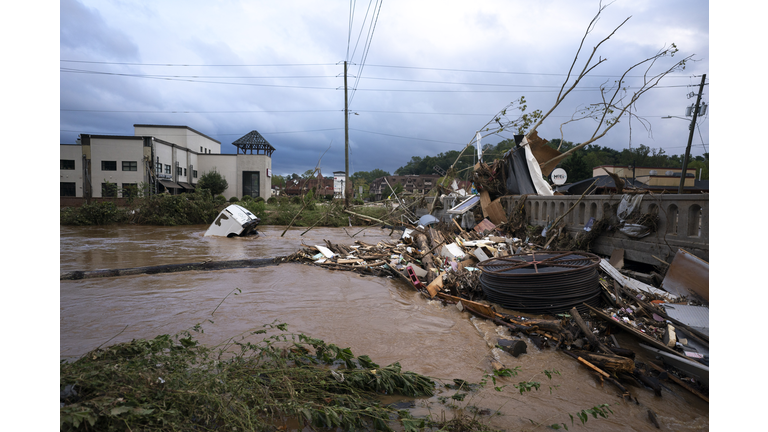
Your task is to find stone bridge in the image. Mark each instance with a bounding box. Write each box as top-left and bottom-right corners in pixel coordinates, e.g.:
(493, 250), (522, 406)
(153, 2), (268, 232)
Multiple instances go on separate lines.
(419, 193), (709, 267)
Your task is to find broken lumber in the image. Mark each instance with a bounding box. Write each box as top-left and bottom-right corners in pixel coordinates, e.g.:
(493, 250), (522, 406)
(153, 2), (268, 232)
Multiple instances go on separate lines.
(570, 307), (615, 355)
(571, 350), (635, 375)
(560, 350), (631, 398)
(644, 360), (708, 403)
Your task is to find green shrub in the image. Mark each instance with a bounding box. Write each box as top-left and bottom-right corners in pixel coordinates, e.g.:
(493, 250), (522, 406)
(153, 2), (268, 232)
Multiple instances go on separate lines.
(267, 196), (277, 204)
(133, 189), (219, 226)
(229, 196), (239, 203)
(197, 170), (229, 196)
(214, 195), (227, 206)
(254, 196), (265, 203)
(240, 200), (267, 219)
(290, 196), (303, 204)
(241, 195), (252, 201)
(60, 201), (128, 226)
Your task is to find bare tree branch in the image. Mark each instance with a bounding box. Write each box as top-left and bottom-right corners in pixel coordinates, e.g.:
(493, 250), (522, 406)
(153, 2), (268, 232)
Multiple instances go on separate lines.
(527, 2), (629, 139)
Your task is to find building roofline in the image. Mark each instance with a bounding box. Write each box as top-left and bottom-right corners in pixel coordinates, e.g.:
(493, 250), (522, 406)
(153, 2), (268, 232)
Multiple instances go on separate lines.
(80, 134), (144, 140)
(593, 164), (697, 171)
(133, 124), (222, 144)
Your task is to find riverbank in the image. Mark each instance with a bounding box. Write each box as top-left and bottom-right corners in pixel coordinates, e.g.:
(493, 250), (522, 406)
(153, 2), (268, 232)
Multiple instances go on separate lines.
(60, 190), (392, 228)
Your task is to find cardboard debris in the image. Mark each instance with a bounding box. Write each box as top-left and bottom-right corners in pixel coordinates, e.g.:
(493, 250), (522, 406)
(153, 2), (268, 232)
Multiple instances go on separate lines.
(441, 243), (466, 260)
(473, 218), (496, 233)
(479, 190), (507, 225)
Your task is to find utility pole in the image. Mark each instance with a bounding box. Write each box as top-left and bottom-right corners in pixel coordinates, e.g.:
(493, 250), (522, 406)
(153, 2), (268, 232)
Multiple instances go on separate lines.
(678, 74), (706, 194)
(344, 61), (350, 207)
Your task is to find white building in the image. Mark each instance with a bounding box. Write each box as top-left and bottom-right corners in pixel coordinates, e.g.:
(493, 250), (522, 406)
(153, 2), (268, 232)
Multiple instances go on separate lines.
(333, 171), (346, 199)
(60, 124), (274, 203)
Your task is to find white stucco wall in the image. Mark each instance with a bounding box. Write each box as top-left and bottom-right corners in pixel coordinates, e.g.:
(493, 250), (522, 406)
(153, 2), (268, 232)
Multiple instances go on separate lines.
(89, 137), (146, 197)
(197, 154), (238, 199)
(236, 155), (272, 199)
(60, 144), (84, 197)
(134, 125), (221, 154)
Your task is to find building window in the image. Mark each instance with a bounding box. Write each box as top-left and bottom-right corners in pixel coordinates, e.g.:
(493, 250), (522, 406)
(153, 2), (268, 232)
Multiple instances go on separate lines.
(122, 183), (138, 198)
(61, 159), (75, 170)
(193, 170), (198, 178)
(200, 146), (203, 152)
(176, 167), (182, 176)
(60, 182), (76, 196)
(102, 183), (117, 198)
(102, 161), (117, 171)
(122, 161), (138, 171)
(243, 171), (260, 197)
(156, 163), (162, 174)
(184, 168), (187, 176)
(165, 164), (171, 174)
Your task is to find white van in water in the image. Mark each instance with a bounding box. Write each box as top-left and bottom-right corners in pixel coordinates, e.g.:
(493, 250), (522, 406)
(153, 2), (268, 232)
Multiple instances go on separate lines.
(204, 204), (261, 237)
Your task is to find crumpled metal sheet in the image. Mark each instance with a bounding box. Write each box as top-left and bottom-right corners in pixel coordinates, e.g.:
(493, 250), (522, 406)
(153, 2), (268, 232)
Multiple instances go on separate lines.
(661, 249), (709, 303)
(661, 303), (709, 336)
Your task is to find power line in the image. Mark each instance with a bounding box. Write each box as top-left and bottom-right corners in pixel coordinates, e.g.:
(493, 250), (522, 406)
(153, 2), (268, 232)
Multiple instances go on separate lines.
(61, 108), (340, 114)
(60, 59), (698, 80)
(60, 67), (691, 92)
(60, 59), (334, 67)
(348, 0), (383, 107)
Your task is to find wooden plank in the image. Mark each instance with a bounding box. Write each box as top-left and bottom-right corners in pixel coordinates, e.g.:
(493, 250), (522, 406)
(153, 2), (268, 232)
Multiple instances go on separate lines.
(436, 292), (497, 318)
(426, 273), (444, 298)
(479, 189), (506, 225)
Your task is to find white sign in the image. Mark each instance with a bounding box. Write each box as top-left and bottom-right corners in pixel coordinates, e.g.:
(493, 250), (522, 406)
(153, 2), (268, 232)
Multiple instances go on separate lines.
(550, 168), (568, 185)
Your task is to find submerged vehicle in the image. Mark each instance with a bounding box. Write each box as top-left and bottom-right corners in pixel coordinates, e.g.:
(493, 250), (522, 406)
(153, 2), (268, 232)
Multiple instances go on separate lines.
(204, 204), (261, 237)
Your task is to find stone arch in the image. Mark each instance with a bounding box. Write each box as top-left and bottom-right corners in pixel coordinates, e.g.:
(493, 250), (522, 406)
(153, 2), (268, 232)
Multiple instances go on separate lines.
(688, 204), (702, 237)
(667, 204), (679, 235)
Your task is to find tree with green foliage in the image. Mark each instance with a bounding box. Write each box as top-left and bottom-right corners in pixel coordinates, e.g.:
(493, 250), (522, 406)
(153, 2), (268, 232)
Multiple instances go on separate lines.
(196, 170), (229, 196)
(271, 174), (286, 188)
(351, 169), (391, 184)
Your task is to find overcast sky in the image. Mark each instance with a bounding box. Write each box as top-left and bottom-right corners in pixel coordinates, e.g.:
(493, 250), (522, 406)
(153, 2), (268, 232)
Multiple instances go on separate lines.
(59, 0), (710, 177)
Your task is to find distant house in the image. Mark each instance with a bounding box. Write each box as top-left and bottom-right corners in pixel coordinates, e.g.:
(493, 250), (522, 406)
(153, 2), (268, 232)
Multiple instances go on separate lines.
(282, 172), (336, 197)
(556, 165), (708, 195)
(369, 174), (440, 201)
(60, 124), (274, 206)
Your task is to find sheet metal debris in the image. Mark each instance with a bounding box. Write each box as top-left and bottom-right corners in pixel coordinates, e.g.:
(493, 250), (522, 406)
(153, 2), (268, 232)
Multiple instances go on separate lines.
(661, 249), (709, 303)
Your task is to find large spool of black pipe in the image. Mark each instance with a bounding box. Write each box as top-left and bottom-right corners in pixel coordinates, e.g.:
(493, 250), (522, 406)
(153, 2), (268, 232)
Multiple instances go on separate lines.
(477, 251), (602, 314)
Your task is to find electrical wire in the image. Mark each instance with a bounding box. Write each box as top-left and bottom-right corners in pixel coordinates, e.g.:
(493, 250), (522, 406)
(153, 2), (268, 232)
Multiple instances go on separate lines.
(348, 0), (383, 107)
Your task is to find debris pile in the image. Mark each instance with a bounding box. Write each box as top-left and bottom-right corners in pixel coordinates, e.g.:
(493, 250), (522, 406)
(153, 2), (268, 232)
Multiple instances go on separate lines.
(285, 208), (710, 420)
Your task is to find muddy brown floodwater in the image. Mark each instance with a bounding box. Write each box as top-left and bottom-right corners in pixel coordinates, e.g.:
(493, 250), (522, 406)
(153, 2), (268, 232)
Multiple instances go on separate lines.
(60, 224), (709, 431)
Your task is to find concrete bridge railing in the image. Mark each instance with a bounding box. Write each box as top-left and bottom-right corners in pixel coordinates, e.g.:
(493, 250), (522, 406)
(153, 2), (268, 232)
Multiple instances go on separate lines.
(421, 193), (709, 266)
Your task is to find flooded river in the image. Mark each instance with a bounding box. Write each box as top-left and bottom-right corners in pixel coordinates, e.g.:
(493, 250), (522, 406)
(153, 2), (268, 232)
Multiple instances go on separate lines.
(60, 224), (708, 431)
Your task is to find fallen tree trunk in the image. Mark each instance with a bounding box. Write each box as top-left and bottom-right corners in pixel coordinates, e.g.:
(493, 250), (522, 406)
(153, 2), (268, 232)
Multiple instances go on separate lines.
(61, 257), (286, 280)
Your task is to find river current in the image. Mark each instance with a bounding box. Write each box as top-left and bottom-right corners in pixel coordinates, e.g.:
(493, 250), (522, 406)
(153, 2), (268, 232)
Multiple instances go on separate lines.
(60, 224), (708, 431)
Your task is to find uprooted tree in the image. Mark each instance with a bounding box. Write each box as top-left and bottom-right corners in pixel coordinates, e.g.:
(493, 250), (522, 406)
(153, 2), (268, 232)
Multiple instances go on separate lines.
(442, 1), (694, 188)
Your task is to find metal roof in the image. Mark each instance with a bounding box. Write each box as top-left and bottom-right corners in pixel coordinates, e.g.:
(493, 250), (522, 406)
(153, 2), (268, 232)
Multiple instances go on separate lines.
(232, 130), (275, 156)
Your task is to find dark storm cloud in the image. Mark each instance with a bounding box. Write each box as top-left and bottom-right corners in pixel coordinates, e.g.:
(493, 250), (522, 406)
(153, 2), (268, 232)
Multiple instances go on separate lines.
(60, 0), (140, 61)
(59, 1), (710, 177)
